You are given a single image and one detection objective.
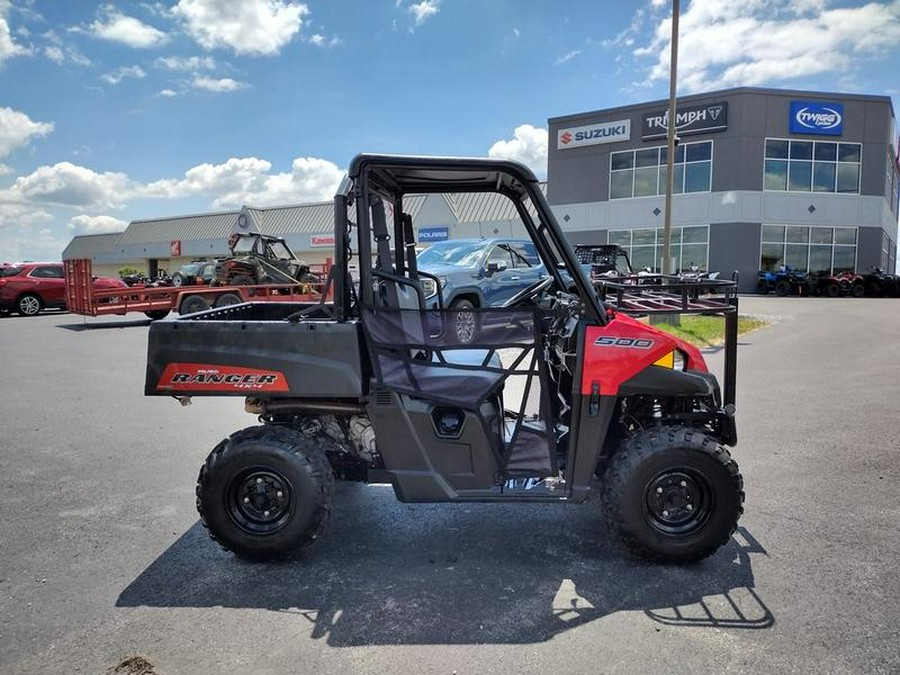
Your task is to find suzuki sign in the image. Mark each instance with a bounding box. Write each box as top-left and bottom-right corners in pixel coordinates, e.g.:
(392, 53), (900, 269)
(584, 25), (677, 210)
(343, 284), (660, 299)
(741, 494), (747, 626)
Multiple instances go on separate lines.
(790, 101), (843, 136)
(557, 120), (631, 149)
(641, 102), (728, 140)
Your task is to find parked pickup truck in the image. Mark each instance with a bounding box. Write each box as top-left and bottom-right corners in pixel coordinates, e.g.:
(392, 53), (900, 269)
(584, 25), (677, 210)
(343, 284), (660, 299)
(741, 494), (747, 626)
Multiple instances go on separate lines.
(417, 238), (545, 343)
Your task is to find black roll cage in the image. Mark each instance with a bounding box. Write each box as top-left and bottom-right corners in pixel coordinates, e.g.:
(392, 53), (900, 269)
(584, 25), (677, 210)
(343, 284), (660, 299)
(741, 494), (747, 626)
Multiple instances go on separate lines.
(331, 154), (606, 326)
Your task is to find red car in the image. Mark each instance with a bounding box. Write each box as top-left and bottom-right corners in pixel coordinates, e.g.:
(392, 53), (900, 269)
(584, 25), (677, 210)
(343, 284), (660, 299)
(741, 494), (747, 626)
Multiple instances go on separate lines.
(0, 262), (127, 316)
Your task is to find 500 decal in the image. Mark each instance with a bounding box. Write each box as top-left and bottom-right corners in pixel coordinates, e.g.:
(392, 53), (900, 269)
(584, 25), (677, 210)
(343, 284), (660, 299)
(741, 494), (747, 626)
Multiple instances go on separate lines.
(593, 336), (654, 349)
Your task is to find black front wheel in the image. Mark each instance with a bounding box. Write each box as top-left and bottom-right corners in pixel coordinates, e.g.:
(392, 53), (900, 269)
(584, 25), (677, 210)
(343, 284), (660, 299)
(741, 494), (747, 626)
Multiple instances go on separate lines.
(196, 426), (334, 560)
(449, 298), (478, 344)
(179, 294), (211, 315)
(601, 426), (744, 564)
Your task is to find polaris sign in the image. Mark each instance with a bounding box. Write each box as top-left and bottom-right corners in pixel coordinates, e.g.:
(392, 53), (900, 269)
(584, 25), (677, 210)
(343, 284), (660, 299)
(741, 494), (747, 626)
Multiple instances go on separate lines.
(790, 101), (844, 136)
(418, 227), (449, 242)
(557, 120), (631, 149)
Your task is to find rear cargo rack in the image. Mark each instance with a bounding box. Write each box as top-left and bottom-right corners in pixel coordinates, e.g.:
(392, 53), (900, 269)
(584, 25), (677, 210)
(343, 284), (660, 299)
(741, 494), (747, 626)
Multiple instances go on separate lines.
(593, 275), (739, 407)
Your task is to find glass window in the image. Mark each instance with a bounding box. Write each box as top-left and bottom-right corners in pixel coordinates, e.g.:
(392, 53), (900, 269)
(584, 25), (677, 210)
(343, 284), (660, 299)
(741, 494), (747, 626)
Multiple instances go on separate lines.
(611, 152), (633, 171)
(631, 247), (656, 271)
(762, 225), (785, 242)
(789, 161), (812, 191)
(682, 226), (707, 244)
(32, 266), (64, 279)
(764, 160), (788, 190)
(838, 144), (861, 162)
(632, 228), (656, 245)
(790, 141), (813, 160)
(685, 142), (712, 162)
(836, 164), (859, 193)
(608, 230), (631, 246)
(610, 141), (711, 199)
(834, 228), (856, 245)
(809, 246), (832, 274)
(813, 162), (835, 192)
(684, 162), (711, 193)
(766, 139), (789, 159)
(635, 148), (658, 168)
(786, 227), (809, 244)
(681, 244), (706, 270)
(633, 167), (658, 197)
(760, 243), (784, 270)
(784, 244), (809, 271)
(814, 143), (837, 161)
(832, 247), (856, 272)
(810, 227), (832, 244)
(610, 171), (633, 199)
(764, 139), (860, 194)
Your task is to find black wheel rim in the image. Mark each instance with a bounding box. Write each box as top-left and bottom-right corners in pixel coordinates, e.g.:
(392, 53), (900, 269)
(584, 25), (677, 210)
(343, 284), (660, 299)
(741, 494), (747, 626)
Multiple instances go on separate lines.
(643, 468), (713, 536)
(226, 468), (293, 535)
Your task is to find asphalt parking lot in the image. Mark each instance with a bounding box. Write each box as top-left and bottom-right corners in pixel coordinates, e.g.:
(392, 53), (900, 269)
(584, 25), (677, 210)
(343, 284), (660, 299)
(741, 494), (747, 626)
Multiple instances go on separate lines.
(1, 296), (898, 674)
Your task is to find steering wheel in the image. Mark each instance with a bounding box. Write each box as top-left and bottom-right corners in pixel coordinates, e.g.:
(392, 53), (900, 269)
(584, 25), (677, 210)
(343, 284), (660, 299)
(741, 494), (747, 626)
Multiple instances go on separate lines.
(500, 275), (555, 308)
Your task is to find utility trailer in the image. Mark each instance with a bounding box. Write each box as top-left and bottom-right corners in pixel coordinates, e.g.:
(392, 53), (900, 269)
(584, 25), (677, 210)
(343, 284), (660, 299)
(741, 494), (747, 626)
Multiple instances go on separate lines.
(145, 154), (744, 564)
(64, 258), (331, 320)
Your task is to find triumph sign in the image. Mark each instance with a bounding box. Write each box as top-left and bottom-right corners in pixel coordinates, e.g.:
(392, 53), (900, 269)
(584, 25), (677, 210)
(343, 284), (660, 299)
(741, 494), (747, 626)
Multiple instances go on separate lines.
(557, 119), (631, 149)
(641, 102), (728, 140)
(790, 101), (843, 136)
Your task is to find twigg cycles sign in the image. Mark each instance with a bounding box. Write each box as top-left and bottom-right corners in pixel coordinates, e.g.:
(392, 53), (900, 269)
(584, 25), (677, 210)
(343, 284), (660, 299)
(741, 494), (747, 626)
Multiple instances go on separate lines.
(790, 101), (844, 136)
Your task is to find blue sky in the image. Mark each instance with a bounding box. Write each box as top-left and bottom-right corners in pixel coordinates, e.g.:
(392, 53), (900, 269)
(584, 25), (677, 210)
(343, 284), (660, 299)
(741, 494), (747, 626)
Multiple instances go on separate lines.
(1, 0), (898, 261)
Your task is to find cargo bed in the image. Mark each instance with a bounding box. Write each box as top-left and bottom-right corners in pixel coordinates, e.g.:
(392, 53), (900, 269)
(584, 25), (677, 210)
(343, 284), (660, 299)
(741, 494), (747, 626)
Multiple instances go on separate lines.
(144, 302), (366, 398)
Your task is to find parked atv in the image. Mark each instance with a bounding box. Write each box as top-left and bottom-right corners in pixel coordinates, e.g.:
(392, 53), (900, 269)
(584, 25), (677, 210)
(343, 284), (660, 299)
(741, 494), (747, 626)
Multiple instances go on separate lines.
(860, 267), (900, 297)
(807, 270), (865, 298)
(757, 266), (807, 296)
(215, 233), (321, 288)
(146, 154), (744, 566)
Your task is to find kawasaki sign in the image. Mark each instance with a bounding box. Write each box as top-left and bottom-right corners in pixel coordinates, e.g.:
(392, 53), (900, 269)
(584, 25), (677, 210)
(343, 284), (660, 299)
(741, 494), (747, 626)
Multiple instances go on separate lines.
(789, 101), (843, 136)
(557, 120), (631, 149)
(641, 102), (728, 140)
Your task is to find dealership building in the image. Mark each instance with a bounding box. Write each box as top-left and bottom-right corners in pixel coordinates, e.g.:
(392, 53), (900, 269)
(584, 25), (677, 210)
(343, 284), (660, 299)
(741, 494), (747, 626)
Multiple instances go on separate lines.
(548, 87), (899, 291)
(64, 87), (899, 291)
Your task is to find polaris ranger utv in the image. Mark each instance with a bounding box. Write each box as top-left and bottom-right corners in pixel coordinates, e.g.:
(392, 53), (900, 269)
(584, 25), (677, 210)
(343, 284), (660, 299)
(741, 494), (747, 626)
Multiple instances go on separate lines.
(145, 154), (743, 564)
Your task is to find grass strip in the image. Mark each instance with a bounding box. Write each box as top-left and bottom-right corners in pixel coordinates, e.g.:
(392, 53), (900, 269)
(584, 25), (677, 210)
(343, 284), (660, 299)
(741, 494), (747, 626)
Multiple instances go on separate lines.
(651, 314), (769, 348)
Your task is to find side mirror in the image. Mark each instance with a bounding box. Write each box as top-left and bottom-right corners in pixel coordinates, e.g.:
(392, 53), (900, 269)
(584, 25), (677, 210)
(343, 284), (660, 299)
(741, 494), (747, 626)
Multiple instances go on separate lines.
(486, 260), (508, 274)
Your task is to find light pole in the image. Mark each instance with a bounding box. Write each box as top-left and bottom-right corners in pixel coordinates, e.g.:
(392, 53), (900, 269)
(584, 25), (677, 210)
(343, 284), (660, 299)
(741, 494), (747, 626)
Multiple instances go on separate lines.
(662, 0), (680, 276)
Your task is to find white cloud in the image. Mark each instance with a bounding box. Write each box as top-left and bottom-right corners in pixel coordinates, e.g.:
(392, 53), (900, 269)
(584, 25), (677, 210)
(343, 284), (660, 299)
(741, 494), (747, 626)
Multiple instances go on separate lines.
(2, 162), (133, 210)
(157, 89), (178, 97)
(67, 214), (128, 234)
(86, 5), (168, 48)
(308, 33), (339, 47)
(488, 124), (549, 179)
(409, 1), (440, 26)
(0, 107), (53, 159)
(101, 65), (146, 85)
(173, 0), (309, 56)
(141, 156), (343, 207)
(154, 55), (216, 70)
(635, 0), (900, 92)
(0, 1), (30, 63)
(44, 45), (63, 63)
(555, 49), (581, 65)
(0, 162), (10, 175)
(190, 75), (247, 92)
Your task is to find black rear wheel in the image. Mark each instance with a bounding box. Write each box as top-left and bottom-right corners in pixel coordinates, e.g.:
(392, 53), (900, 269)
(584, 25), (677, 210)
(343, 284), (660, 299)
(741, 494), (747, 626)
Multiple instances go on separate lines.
(196, 426), (334, 560)
(144, 309), (170, 320)
(774, 280), (790, 296)
(601, 426), (744, 564)
(214, 292), (242, 308)
(179, 294), (211, 315)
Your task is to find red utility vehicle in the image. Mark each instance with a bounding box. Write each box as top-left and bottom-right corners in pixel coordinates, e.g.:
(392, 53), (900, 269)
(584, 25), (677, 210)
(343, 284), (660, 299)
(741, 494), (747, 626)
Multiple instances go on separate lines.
(145, 154), (743, 565)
